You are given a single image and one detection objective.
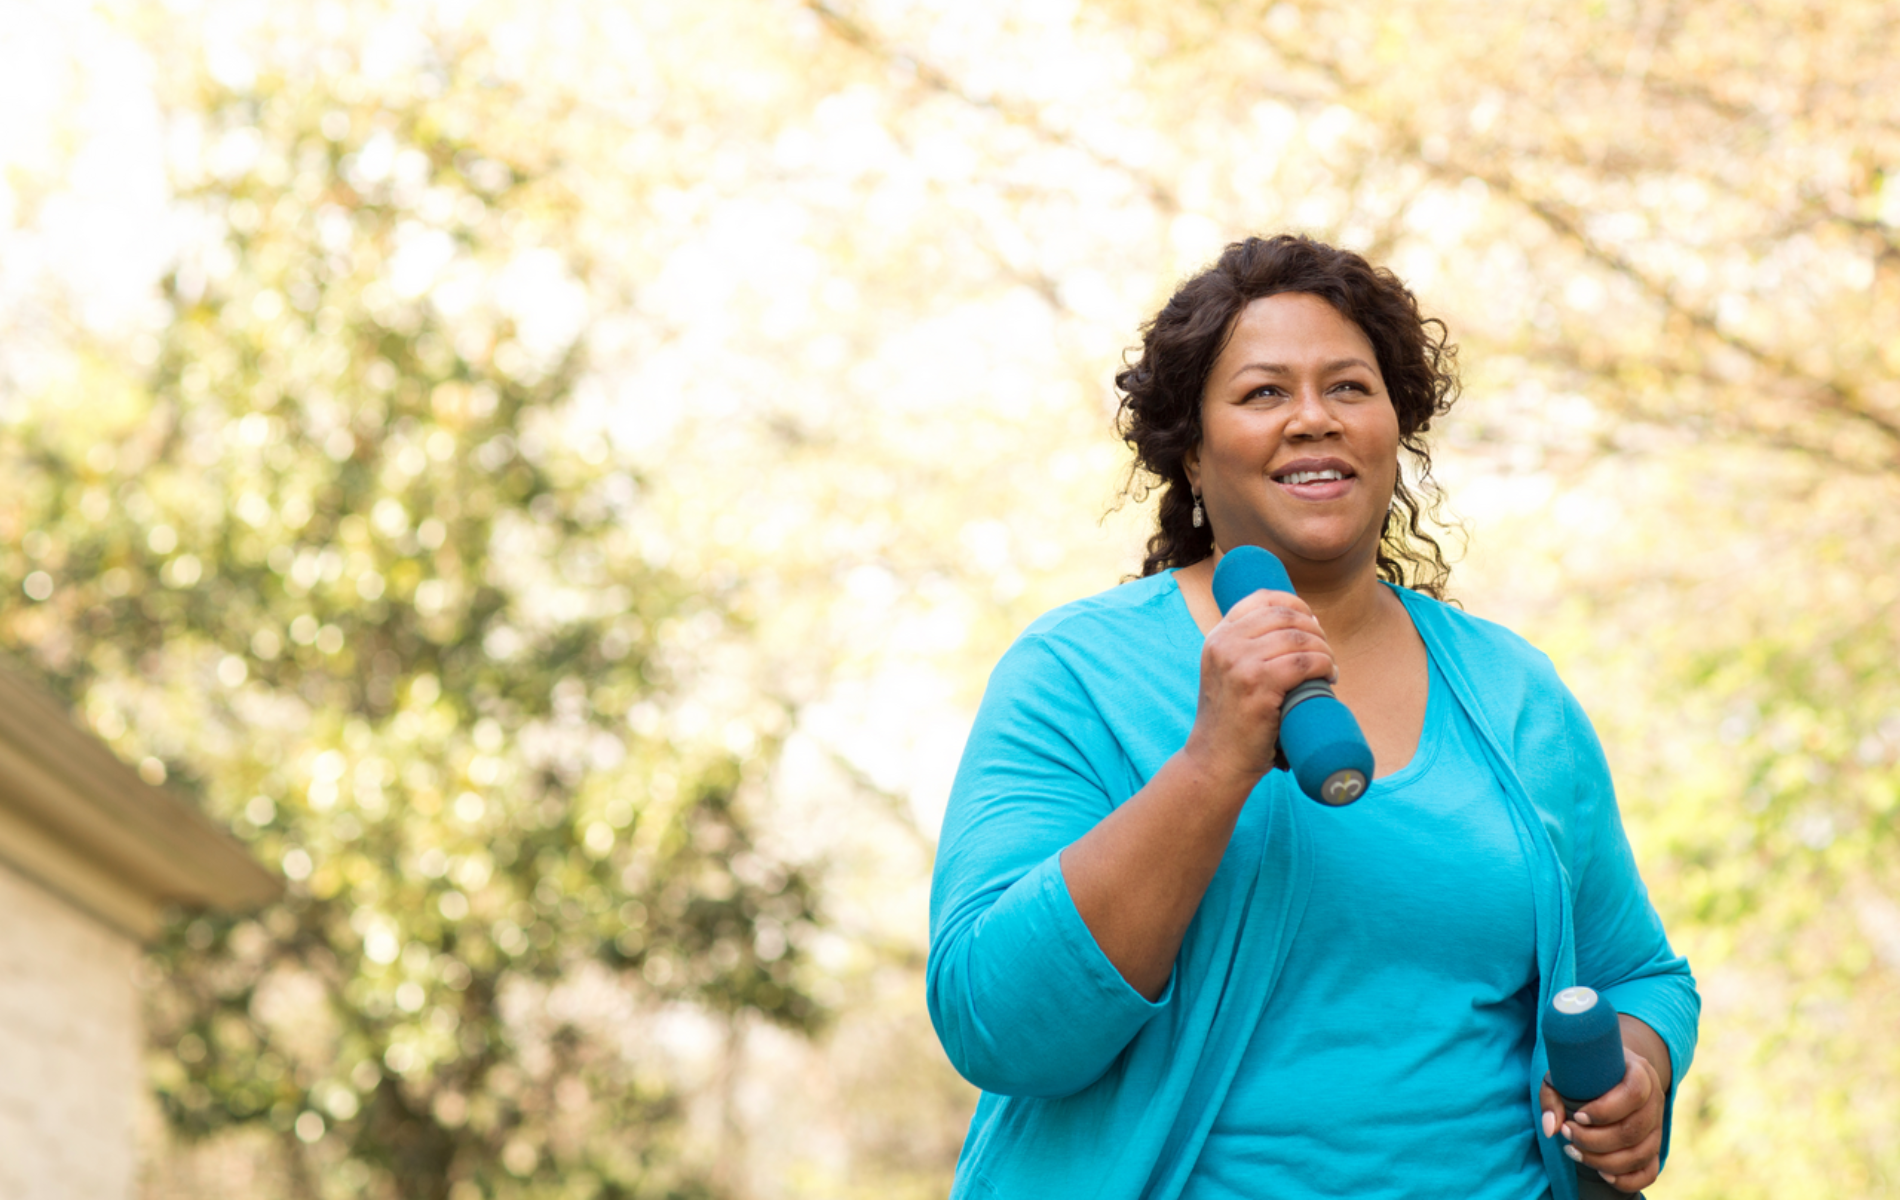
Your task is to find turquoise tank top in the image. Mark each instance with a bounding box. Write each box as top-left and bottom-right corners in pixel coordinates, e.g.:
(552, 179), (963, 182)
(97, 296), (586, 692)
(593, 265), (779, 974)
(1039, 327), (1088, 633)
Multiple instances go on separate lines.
(1182, 655), (1549, 1199)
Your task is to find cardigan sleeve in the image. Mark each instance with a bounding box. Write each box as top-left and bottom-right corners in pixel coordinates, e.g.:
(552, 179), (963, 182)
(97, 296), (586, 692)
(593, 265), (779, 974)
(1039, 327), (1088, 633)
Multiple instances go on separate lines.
(1560, 687), (1701, 1165)
(926, 634), (1172, 1098)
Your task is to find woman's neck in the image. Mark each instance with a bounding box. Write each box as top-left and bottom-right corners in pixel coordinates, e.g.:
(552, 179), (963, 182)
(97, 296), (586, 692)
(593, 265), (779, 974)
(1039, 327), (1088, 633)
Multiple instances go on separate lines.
(1173, 546), (1395, 653)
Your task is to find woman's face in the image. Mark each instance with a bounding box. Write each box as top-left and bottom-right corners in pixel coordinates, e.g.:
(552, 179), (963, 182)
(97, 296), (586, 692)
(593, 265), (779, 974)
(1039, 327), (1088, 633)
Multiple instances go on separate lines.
(1185, 291), (1400, 576)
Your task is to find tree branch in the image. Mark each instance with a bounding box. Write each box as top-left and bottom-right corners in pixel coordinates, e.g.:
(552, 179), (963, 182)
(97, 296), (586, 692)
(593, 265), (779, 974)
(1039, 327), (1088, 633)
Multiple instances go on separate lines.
(801, 0), (1182, 214)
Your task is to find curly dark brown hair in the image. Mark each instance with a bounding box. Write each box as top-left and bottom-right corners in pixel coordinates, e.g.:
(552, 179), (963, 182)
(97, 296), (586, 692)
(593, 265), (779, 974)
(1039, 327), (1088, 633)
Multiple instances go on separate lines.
(1116, 234), (1460, 596)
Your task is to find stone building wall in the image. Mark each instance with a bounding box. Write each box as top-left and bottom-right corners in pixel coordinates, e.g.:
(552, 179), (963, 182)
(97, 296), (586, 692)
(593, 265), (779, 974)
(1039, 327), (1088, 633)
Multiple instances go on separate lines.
(0, 860), (141, 1200)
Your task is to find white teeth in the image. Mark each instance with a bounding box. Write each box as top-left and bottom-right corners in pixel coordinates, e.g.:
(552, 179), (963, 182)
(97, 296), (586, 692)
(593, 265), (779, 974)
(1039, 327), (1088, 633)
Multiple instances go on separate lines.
(1279, 470), (1345, 485)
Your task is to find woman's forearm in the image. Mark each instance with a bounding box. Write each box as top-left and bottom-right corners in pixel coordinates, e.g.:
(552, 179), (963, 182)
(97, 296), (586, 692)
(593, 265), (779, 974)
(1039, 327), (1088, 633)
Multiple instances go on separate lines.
(1059, 746), (1260, 999)
(1620, 1014), (1673, 1094)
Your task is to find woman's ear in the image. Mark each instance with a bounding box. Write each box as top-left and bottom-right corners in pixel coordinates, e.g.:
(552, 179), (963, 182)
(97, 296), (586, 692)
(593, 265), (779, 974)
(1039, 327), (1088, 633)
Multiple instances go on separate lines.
(1183, 444), (1201, 492)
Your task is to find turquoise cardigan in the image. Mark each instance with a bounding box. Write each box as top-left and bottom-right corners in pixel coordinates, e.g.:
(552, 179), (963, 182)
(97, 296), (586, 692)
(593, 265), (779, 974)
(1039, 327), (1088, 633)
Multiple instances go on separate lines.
(928, 574), (1699, 1199)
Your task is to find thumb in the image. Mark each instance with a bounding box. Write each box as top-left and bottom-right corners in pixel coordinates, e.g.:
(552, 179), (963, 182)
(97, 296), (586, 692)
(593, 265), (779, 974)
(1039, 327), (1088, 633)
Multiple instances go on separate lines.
(1537, 1074), (1566, 1140)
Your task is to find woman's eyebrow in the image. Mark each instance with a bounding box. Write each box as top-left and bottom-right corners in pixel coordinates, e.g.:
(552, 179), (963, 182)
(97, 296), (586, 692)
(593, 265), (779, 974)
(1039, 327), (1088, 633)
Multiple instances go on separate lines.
(1227, 357), (1377, 382)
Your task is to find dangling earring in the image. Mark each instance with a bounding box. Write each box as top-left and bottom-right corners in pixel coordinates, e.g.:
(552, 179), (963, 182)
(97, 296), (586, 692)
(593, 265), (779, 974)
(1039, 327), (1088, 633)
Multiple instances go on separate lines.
(1191, 492), (1205, 529)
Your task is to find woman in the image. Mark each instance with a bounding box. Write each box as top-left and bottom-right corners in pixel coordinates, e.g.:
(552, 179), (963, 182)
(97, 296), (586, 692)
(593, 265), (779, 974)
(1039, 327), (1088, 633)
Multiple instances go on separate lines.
(927, 235), (1698, 1199)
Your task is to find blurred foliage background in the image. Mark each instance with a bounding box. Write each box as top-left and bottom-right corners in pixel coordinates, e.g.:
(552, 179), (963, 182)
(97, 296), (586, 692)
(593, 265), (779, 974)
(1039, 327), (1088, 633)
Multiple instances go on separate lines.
(0, 0), (1894, 1197)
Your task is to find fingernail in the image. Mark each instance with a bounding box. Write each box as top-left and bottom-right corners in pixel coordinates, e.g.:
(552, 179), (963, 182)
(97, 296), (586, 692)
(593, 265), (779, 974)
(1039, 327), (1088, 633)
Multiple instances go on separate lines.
(1600, 1172), (1616, 1184)
(1541, 1111), (1556, 1138)
(1563, 1145), (1583, 1163)
(1573, 1111), (1593, 1126)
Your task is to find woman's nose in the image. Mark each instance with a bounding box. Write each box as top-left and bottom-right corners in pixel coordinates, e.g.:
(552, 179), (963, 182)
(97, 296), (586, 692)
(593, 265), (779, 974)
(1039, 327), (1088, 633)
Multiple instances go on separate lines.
(1283, 385), (1340, 437)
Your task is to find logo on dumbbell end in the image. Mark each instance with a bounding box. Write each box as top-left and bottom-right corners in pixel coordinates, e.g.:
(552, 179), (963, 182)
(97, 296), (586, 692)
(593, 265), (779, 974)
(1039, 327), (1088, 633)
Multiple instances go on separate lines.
(1323, 771), (1366, 805)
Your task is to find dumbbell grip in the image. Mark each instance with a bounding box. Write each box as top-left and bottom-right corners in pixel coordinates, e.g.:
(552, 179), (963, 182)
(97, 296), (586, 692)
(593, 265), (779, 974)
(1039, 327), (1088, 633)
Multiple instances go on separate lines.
(1281, 679), (1335, 711)
(1555, 1091), (1643, 1200)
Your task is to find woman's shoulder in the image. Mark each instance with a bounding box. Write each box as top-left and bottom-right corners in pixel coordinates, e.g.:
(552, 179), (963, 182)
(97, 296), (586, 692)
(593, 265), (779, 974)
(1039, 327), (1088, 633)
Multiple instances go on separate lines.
(990, 572), (1195, 687)
(1394, 585), (1562, 684)
(1396, 585), (1597, 772)
(969, 573), (1196, 740)
(1018, 571), (1186, 644)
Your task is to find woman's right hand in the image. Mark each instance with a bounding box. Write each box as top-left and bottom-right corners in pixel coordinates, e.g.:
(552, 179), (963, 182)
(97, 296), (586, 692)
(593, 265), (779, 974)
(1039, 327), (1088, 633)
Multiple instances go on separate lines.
(1183, 588), (1338, 788)
(1060, 585), (1338, 999)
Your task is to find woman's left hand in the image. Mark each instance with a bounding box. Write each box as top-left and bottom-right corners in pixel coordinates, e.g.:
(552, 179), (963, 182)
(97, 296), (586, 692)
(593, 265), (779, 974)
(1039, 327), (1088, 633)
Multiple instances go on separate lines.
(1538, 1040), (1667, 1194)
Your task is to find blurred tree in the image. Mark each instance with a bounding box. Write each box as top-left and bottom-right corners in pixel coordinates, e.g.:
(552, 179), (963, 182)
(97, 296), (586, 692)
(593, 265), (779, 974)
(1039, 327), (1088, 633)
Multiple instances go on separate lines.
(0, 10), (824, 1200)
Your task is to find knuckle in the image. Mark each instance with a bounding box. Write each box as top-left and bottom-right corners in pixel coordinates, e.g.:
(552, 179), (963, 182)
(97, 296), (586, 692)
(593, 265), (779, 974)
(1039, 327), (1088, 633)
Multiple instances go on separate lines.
(1579, 1126), (1627, 1154)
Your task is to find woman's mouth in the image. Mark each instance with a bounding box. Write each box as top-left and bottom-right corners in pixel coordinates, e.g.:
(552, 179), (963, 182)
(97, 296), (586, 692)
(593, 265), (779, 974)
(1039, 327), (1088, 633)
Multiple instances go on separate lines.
(1271, 463), (1355, 500)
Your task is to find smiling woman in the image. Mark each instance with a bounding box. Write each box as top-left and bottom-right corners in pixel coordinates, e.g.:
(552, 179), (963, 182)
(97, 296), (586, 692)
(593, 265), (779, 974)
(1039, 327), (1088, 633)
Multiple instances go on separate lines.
(926, 236), (1700, 1200)
(1186, 292), (1402, 577)
(1118, 235), (1459, 594)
